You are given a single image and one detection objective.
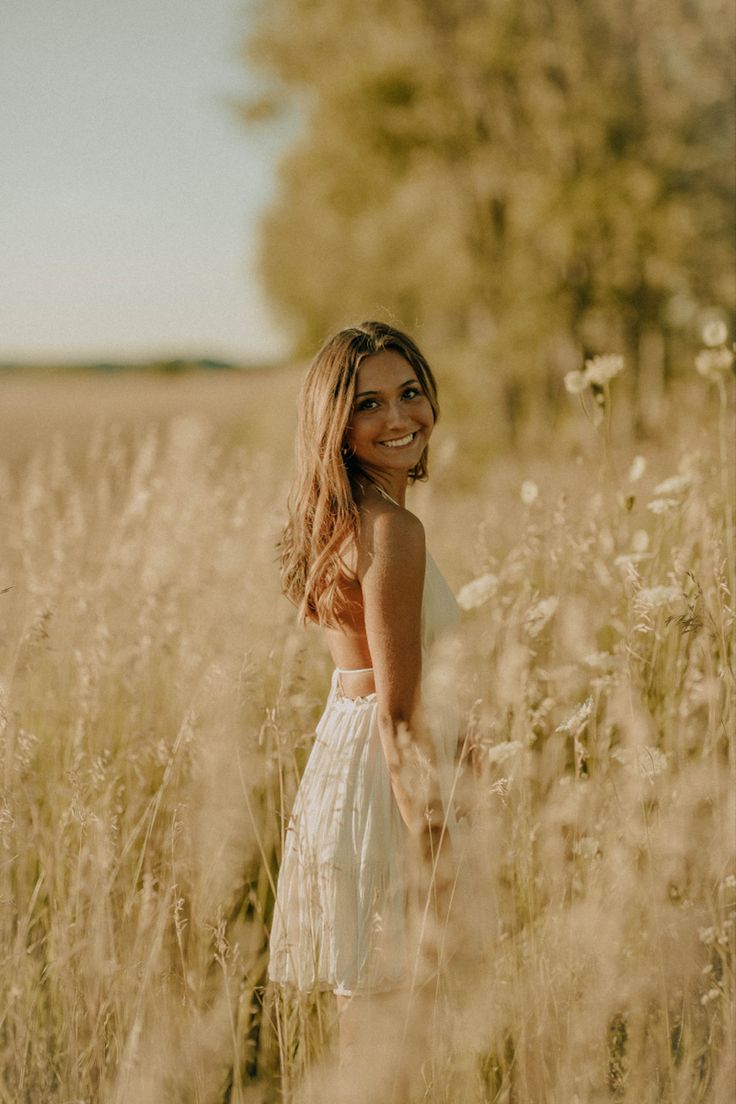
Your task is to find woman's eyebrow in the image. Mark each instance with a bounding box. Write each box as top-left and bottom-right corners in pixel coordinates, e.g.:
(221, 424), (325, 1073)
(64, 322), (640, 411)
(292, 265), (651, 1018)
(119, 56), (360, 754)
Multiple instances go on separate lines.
(355, 378), (419, 399)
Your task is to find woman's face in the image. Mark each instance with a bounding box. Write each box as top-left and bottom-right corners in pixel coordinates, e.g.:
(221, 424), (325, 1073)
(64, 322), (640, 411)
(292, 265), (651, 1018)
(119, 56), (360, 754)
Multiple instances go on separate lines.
(344, 349), (435, 477)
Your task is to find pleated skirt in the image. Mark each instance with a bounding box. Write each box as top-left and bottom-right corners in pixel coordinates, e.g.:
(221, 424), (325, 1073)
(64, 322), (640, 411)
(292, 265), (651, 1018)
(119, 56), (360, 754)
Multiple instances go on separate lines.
(267, 669), (418, 997)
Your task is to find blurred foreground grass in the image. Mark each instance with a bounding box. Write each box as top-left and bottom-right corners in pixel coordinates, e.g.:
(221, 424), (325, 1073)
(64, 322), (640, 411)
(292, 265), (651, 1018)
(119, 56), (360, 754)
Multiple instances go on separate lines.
(0, 364), (733, 1102)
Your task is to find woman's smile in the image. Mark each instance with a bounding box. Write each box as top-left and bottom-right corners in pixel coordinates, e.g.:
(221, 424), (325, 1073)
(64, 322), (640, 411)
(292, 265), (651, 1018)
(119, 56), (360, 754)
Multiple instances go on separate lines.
(379, 431), (418, 448)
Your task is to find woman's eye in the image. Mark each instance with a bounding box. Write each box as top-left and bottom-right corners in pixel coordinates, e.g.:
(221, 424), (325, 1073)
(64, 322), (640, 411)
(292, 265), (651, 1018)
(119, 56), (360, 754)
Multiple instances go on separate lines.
(357, 399), (378, 411)
(403, 387), (421, 399)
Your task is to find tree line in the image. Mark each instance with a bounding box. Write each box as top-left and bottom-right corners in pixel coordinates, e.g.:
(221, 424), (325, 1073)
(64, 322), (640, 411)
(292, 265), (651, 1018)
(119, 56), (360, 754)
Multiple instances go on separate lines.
(242, 0), (733, 422)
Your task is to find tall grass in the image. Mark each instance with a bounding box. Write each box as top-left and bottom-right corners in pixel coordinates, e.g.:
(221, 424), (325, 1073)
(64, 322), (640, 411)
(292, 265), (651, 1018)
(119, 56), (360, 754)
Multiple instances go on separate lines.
(0, 366), (733, 1102)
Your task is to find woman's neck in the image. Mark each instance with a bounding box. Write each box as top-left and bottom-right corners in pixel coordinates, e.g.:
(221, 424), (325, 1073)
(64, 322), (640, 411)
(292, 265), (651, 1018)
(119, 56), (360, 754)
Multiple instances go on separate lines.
(357, 473), (406, 508)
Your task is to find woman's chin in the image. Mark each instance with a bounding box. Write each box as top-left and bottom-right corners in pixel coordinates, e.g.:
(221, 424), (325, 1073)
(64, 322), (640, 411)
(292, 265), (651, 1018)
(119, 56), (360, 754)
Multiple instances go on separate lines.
(373, 440), (426, 469)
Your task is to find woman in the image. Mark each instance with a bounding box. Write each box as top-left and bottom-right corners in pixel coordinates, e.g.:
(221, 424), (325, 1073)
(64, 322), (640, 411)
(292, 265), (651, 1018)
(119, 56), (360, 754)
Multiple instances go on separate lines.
(267, 321), (462, 1076)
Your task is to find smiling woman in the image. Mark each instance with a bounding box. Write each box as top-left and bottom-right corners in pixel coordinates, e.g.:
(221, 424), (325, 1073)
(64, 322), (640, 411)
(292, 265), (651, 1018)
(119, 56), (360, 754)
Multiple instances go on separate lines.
(267, 321), (463, 1091)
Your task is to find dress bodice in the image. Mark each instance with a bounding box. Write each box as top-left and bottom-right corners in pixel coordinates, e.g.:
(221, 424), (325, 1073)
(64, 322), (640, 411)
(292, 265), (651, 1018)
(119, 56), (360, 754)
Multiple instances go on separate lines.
(328, 546), (459, 693)
(421, 549), (460, 655)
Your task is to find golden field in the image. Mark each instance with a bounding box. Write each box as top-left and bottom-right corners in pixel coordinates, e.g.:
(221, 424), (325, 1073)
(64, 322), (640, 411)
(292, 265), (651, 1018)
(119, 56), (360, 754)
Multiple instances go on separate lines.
(0, 362), (733, 1102)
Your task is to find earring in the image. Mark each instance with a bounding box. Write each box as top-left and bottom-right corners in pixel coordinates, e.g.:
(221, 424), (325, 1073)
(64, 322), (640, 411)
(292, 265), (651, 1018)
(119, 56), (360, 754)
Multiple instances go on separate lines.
(341, 443), (353, 459)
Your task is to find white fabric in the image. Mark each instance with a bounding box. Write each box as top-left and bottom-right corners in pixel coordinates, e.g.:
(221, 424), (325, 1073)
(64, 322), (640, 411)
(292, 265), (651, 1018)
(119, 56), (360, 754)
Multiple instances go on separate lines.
(267, 549), (461, 995)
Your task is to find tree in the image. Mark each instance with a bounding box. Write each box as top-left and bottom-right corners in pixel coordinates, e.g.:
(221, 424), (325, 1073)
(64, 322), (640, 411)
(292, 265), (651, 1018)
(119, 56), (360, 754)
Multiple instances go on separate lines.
(242, 0), (734, 417)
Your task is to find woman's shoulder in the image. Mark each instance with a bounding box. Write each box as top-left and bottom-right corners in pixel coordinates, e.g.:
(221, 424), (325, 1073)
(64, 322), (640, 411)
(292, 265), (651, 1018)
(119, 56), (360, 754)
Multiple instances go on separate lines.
(354, 495), (425, 577)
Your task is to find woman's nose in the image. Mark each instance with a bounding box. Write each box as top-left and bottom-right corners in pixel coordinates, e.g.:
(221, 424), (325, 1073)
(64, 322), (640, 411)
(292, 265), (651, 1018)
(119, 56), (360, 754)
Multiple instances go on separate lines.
(383, 400), (410, 427)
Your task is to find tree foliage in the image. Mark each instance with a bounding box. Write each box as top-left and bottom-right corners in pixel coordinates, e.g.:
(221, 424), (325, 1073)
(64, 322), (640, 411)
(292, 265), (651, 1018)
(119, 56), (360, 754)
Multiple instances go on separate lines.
(242, 0), (734, 391)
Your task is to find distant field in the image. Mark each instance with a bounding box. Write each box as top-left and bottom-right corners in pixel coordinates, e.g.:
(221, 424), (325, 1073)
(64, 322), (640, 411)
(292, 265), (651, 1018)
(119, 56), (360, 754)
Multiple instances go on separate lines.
(1, 365), (305, 474)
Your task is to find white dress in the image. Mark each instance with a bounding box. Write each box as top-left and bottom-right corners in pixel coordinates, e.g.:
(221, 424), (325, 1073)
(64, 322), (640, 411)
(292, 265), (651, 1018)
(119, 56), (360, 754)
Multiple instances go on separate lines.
(267, 549), (461, 997)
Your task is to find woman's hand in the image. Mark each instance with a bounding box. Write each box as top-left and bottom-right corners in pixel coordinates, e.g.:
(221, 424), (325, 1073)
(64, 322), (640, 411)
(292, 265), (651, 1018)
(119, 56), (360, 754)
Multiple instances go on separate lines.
(408, 816), (457, 977)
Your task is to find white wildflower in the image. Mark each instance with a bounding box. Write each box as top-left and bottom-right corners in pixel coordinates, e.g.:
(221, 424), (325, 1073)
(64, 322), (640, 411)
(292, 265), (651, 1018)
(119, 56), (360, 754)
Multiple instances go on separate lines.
(628, 455), (647, 483)
(698, 926), (717, 946)
(564, 370), (588, 394)
(456, 572), (498, 611)
(647, 497), (680, 515)
(653, 473), (692, 496)
(584, 354), (625, 386)
(722, 874), (736, 890)
(700, 988), (720, 1006)
(520, 480), (539, 505)
(573, 836), (600, 859)
(634, 585), (681, 611)
(524, 596), (558, 638)
(490, 777), (511, 796)
(695, 347), (734, 381)
(555, 697), (594, 737)
(583, 651), (616, 671)
(565, 355), (625, 395)
(702, 319), (728, 347)
(486, 741), (524, 766)
(631, 529), (650, 553)
(612, 745), (668, 780)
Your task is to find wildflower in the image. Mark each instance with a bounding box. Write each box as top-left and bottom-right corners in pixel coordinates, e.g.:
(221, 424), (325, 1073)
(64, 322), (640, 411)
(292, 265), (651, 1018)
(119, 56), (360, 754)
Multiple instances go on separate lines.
(524, 596), (558, 638)
(583, 651), (616, 671)
(628, 455), (646, 483)
(631, 529), (650, 553)
(695, 347), (734, 382)
(564, 355), (625, 396)
(701, 988), (721, 1006)
(572, 836), (600, 859)
(653, 474), (693, 496)
(646, 497), (680, 515)
(486, 741), (524, 766)
(722, 874), (736, 890)
(520, 480), (539, 505)
(456, 572), (498, 611)
(702, 319), (728, 347)
(612, 745), (668, 780)
(634, 585), (681, 611)
(584, 354), (625, 386)
(555, 697), (593, 738)
(564, 370), (588, 395)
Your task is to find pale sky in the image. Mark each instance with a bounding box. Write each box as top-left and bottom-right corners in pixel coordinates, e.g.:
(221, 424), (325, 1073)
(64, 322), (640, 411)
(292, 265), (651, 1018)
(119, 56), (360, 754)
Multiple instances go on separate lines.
(1, 0), (291, 363)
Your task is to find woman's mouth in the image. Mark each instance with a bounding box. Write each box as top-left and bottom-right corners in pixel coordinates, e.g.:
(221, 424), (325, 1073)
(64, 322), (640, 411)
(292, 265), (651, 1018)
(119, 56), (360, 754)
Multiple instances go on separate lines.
(379, 431), (417, 449)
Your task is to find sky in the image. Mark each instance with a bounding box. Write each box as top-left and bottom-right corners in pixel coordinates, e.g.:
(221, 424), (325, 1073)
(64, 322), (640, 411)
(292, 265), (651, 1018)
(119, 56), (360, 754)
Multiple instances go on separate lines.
(1, 0), (291, 363)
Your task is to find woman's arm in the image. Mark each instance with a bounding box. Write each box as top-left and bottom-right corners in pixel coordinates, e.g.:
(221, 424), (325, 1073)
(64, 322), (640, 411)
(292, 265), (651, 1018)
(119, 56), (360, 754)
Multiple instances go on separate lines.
(359, 506), (443, 835)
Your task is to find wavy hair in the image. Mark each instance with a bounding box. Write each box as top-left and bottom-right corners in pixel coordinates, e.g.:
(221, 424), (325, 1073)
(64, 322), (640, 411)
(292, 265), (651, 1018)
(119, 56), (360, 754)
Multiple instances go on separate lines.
(279, 321), (440, 626)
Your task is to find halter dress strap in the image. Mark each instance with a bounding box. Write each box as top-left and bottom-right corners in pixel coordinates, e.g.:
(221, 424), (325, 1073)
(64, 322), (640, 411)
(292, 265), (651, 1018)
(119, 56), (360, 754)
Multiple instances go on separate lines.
(335, 666), (374, 674)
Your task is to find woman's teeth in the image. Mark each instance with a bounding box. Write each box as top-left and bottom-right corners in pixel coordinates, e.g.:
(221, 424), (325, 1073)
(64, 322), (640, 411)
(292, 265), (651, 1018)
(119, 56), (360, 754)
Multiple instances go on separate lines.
(380, 432), (415, 448)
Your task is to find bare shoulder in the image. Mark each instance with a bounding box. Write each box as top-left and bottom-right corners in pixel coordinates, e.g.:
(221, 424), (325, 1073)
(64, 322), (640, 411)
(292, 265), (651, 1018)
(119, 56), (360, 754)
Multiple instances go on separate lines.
(356, 499), (425, 582)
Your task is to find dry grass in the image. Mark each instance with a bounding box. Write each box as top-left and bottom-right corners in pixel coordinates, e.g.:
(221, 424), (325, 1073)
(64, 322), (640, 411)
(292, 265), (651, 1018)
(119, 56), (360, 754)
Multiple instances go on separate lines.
(0, 365), (733, 1102)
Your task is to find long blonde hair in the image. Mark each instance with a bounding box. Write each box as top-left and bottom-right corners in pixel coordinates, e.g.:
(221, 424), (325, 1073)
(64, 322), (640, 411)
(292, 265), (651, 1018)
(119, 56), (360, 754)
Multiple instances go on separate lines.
(279, 321), (440, 626)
